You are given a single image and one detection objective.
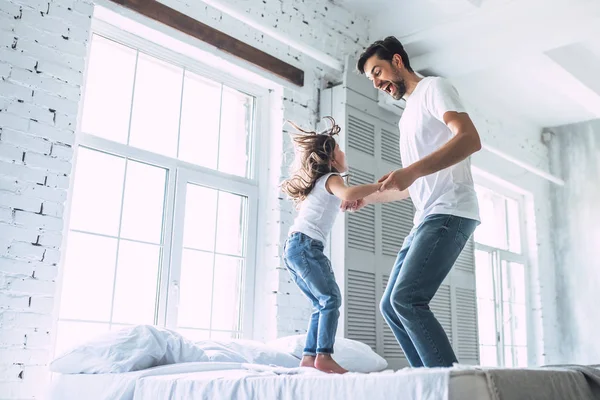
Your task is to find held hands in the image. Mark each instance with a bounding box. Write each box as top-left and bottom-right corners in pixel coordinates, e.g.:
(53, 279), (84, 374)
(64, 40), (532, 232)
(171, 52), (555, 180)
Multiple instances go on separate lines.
(340, 167), (417, 213)
(340, 198), (366, 212)
(378, 167), (417, 192)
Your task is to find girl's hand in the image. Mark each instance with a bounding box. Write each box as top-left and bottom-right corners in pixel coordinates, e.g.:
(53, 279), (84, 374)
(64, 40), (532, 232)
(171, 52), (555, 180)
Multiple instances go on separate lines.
(340, 199), (366, 212)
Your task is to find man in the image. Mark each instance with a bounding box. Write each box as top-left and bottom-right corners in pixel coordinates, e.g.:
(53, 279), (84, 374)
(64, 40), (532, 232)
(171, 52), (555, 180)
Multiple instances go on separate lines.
(347, 36), (481, 368)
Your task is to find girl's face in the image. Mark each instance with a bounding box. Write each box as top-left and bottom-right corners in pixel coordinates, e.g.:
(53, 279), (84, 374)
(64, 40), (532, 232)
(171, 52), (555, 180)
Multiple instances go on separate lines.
(332, 144), (348, 173)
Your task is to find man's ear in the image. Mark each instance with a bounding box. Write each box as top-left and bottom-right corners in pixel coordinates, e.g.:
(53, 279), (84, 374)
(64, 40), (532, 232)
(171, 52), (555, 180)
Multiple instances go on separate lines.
(392, 53), (404, 70)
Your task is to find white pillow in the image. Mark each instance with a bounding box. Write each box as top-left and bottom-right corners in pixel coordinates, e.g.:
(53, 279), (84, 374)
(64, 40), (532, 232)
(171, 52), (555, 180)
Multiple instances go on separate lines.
(196, 339), (300, 368)
(266, 335), (388, 373)
(50, 325), (207, 374)
(194, 340), (248, 363)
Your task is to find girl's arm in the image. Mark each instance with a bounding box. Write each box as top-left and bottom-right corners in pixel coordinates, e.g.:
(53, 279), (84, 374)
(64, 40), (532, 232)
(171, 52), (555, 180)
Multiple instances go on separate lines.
(325, 175), (380, 202)
(340, 190), (409, 212)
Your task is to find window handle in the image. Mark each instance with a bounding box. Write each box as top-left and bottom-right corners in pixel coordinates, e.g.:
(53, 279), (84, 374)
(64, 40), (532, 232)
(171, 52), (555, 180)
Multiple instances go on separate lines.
(171, 280), (180, 305)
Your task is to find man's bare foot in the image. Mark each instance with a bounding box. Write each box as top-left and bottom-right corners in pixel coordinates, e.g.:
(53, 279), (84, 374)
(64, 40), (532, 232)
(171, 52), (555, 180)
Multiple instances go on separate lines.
(314, 354), (348, 374)
(299, 355), (316, 368)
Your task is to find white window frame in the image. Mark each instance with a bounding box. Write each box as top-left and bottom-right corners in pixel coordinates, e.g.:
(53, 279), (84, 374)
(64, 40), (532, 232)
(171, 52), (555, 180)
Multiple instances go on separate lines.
(473, 176), (531, 367)
(56, 18), (271, 345)
(167, 168), (259, 336)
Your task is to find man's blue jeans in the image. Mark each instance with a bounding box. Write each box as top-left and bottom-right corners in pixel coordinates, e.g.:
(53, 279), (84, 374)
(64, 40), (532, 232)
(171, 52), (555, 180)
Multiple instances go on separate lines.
(380, 214), (479, 367)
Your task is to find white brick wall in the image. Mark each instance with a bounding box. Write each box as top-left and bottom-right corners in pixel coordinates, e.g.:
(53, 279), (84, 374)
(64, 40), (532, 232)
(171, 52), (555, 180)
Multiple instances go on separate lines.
(0, 0), (92, 397)
(205, 0), (369, 63)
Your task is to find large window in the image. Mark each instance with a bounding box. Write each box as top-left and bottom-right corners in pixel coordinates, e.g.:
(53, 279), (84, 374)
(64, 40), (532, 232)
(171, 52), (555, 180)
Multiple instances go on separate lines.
(56, 30), (262, 354)
(474, 184), (528, 368)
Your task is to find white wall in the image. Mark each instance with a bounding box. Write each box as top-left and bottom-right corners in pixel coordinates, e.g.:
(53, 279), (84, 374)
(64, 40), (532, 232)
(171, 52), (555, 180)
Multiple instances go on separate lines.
(0, 0), (370, 395)
(0, 0), (93, 397)
(548, 119), (600, 365)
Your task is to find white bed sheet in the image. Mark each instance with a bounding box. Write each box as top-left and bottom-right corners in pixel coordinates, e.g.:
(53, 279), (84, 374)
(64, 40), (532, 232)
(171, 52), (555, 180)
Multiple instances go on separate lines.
(49, 363), (492, 400)
(47, 362), (245, 400)
(132, 364), (450, 400)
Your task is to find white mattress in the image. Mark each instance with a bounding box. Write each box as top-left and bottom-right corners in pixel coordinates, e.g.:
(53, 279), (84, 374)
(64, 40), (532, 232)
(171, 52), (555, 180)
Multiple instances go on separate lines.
(49, 363), (492, 400)
(48, 362), (245, 400)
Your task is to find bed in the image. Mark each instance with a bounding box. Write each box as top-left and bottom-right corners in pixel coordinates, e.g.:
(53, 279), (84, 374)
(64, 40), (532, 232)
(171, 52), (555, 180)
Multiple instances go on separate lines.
(50, 362), (490, 400)
(47, 326), (600, 400)
(51, 363), (600, 400)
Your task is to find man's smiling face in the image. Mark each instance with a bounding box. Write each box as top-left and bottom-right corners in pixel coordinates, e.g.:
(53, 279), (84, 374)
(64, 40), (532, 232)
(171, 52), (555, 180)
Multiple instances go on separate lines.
(363, 54), (407, 100)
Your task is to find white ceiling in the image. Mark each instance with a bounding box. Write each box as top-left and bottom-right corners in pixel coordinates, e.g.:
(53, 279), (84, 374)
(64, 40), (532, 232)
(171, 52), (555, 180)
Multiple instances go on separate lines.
(336, 0), (600, 128)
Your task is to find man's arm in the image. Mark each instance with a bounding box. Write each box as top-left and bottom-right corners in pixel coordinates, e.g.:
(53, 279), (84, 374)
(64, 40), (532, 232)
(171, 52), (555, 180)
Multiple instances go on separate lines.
(363, 189), (409, 204)
(379, 112), (481, 191)
(341, 189), (409, 211)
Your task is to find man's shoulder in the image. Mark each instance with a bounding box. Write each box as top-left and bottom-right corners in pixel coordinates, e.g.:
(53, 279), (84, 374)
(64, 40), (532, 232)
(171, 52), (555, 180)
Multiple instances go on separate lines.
(425, 76), (453, 92)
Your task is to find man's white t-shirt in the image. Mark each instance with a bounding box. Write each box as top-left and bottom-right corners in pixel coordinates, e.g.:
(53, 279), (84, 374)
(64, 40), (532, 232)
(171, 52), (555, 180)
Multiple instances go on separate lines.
(399, 76), (480, 226)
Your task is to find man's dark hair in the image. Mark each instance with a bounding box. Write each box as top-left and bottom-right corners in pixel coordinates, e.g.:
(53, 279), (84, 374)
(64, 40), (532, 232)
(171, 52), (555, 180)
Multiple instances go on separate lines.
(357, 36), (413, 74)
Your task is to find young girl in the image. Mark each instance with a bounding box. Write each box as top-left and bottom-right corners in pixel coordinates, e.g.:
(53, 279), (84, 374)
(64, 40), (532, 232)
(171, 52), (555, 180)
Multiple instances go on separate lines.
(281, 117), (381, 374)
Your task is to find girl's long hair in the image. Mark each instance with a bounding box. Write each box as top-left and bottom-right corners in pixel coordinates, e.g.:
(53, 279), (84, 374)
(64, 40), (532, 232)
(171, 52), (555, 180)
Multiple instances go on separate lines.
(281, 117), (341, 206)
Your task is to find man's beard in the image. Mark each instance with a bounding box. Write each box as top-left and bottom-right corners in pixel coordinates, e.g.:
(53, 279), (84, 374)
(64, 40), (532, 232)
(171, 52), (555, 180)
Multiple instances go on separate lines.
(390, 79), (407, 100)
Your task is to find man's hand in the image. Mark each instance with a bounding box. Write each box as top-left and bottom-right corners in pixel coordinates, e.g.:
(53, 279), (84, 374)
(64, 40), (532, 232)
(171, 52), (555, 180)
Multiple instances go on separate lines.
(378, 167), (418, 192)
(340, 198), (366, 212)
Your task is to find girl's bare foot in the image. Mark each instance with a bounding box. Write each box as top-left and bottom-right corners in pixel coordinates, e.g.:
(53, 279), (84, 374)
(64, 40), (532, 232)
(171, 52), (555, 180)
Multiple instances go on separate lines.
(299, 355), (316, 368)
(314, 354), (348, 374)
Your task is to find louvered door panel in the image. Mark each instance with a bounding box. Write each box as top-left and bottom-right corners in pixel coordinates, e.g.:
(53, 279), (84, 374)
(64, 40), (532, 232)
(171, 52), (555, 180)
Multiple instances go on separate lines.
(455, 287), (479, 362)
(348, 167), (374, 186)
(347, 167), (376, 253)
(381, 200), (414, 257)
(346, 269), (377, 351)
(381, 128), (402, 166)
(347, 114), (375, 156)
(430, 284), (453, 346)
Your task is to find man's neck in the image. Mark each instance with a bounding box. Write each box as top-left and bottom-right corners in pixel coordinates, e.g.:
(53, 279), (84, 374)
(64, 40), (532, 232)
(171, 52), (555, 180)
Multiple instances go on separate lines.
(403, 73), (423, 99)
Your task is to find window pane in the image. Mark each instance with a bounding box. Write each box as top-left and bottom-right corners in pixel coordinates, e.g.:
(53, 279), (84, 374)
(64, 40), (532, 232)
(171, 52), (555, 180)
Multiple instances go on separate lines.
(479, 345), (498, 367)
(215, 191), (246, 256)
(178, 249), (214, 329)
(178, 72), (221, 169)
(120, 161), (167, 244)
(503, 346), (528, 368)
(474, 185), (508, 249)
(502, 302), (527, 346)
(178, 328), (210, 342)
(504, 346), (515, 367)
(211, 255), (243, 331)
(210, 330), (239, 340)
(69, 148), (125, 236)
(59, 232), (117, 320)
(110, 324), (134, 332)
(506, 198), (522, 253)
(112, 240), (161, 325)
(514, 346), (528, 367)
(218, 87), (253, 177)
(183, 184), (218, 251)
(502, 261), (526, 305)
(81, 35), (136, 143)
(55, 321), (109, 356)
(129, 53), (183, 158)
(475, 250), (495, 301)
(477, 298), (497, 346)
